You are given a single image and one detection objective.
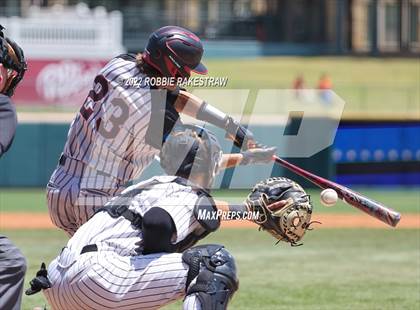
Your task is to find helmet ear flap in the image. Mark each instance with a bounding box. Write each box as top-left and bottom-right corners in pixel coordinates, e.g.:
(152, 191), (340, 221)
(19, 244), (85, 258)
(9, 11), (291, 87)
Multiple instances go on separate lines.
(154, 49), (162, 59)
(163, 56), (179, 78)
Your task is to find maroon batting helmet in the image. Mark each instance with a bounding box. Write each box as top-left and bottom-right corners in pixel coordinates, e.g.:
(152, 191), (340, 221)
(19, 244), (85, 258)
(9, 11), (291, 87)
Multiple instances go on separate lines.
(142, 26), (207, 79)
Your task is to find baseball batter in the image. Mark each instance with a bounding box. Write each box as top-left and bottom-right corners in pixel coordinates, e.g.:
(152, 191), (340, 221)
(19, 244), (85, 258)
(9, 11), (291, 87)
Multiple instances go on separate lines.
(47, 25), (275, 236)
(27, 126), (314, 310)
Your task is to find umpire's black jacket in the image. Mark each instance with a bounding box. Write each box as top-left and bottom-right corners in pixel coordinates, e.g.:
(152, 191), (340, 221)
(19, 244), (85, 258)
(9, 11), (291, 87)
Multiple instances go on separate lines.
(0, 93), (17, 157)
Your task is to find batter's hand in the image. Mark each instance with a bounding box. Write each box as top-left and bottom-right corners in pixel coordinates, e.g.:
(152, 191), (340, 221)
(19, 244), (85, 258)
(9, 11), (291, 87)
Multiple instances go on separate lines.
(240, 146), (277, 165)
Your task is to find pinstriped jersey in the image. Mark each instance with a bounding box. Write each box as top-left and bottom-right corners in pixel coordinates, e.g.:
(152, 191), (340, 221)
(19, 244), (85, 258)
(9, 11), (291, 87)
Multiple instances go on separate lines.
(63, 55), (159, 183)
(64, 176), (203, 257)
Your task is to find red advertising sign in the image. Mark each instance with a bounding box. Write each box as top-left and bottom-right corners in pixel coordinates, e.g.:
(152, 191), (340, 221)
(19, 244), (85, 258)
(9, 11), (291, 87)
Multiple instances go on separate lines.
(13, 59), (108, 106)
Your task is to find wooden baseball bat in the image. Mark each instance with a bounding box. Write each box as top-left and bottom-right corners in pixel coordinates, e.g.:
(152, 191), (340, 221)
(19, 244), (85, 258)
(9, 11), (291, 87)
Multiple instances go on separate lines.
(272, 155), (401, 227)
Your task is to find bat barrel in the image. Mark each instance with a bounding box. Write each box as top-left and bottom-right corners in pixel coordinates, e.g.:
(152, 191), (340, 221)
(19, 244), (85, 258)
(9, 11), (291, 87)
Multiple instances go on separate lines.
(272, 155), (401, 228)
(339, 188), (401, 227)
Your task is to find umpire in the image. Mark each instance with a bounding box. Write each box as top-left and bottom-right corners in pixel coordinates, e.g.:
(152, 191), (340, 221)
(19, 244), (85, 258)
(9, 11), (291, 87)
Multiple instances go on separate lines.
(0, 25), (28, 310)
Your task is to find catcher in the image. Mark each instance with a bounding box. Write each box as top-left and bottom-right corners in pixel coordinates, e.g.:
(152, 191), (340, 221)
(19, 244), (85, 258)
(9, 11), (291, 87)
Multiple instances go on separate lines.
(27, 126), (313, 310)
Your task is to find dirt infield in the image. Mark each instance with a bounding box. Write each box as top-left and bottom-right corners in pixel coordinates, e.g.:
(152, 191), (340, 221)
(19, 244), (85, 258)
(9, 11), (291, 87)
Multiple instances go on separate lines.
(0, 212), (419, 229)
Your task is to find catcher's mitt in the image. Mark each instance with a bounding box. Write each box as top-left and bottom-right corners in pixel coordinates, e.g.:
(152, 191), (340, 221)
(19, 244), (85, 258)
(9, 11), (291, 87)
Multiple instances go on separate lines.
(246, 177), (314, 246)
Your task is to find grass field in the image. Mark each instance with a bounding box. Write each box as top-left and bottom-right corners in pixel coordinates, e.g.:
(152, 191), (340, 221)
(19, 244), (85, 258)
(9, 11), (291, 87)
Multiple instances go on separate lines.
(2, 228), (419, 310)
(0, 187), (419, 309)
(16, 57), (420, 116)
(1, 187), (419, 214)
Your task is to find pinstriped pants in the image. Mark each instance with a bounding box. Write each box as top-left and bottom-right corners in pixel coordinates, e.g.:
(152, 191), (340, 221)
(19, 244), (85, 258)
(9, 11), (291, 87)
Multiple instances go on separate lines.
(43, 250), (202, 310)
(47, 160), (123, 236)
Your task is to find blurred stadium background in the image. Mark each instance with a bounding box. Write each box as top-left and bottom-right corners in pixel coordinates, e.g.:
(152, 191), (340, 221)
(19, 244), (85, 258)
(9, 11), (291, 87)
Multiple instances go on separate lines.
(0, 0), (419, 309)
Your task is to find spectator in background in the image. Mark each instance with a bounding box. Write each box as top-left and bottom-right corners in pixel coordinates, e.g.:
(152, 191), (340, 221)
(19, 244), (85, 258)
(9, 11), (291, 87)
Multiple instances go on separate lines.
(0, 25), (28, 310)
(292, 74), (305, 100)
(317, 73), (333, 104)
(256, 16), (267, 41)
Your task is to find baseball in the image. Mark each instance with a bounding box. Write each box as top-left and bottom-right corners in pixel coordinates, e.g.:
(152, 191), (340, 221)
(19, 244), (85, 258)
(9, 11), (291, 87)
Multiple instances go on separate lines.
(320, 188), (338, 207)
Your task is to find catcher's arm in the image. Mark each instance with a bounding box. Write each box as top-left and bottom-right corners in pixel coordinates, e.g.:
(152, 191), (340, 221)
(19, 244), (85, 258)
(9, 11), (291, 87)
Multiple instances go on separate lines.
(212, 199), (286, 221)
(212, 200), (249, 221)
(214, 200), (244, 211)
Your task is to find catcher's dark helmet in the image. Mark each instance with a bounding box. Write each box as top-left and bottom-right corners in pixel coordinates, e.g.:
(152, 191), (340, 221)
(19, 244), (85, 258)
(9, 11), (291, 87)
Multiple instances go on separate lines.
(160, 125), (222, 189)
(142, 26), (207, 79)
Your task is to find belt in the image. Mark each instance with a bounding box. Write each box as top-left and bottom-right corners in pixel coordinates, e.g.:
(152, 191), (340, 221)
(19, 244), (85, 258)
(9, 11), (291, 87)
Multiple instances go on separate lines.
(58, 154), (86, 177)
(80, 244), (98, 254)
(59, 154), (67, 166)
(59, 153), (122, 180)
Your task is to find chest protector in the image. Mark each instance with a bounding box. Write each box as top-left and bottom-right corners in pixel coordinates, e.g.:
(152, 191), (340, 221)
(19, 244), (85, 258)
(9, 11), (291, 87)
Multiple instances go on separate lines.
(173, 187), (220, 253)
(99, 177), (220, 253)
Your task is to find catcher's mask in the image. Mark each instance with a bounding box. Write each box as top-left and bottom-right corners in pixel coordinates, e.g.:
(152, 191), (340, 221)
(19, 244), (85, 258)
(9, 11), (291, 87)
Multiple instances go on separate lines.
(0, 25), (27, 96)
(142, 25), (207, 79)
(160, 124), (222, 189)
